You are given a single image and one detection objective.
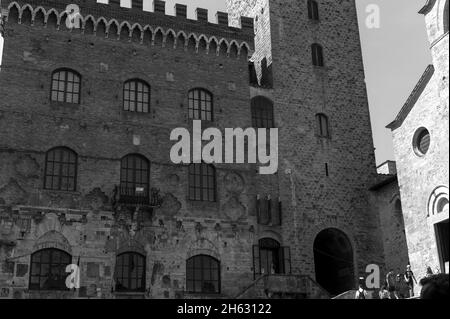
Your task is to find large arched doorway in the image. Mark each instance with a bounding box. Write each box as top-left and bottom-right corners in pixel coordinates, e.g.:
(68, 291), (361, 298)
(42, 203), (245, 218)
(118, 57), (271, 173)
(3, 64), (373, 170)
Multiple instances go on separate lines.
(313, 228), (355, 296)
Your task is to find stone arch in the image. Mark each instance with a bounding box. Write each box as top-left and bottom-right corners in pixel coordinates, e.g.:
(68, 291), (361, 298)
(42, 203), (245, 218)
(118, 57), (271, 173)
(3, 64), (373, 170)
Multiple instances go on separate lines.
(313, 228), (355, 296)
(229, 41), (239, 58)
(119, 22), (131, 42)
(131, 23), (143, 43)
(31, 6), (44, 19)
(143, 27), (153, 45)
(107, 20), (119, 39)
(46, 10), (58, 29)
(83, 16), (95, 35)
(255, 230), (282, 245)
(33, 8), (46, 27)
(7, 2), (20, 23)
(186, 238), (220, 261)
(117, 238), (146, 256)
(153, 27), (164, 46)
(165, 29), (176, 48)
(239, 42), (250, 59)
(428, 185), (449, 218)
(95, 18), (107, 37)
(20, 5), (32, 25)
(197, 35), (208, 54)
(187, 35), (197, 53)
(176, 32), (186, 50)
(33, 230), (72, 254)
(209, 38), (218, 56)
(218, 39), (229, 57)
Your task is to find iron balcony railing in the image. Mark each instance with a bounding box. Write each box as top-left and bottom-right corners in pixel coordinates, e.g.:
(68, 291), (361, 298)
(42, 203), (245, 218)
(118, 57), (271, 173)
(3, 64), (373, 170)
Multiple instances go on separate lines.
(116, 185), (163, 207)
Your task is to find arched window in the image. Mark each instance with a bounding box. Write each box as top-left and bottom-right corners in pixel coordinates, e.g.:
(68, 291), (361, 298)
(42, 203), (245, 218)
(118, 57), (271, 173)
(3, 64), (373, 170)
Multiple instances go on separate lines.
(188, 163), (216, 202)
(308, 0), (319, 20)
(44, 147), (78, 191)
(316, 113), (330, 138)
(253, 238), (291, 279)
(186, 255), (220, 294)
(123, 79), (150, 113)
(114, 252), (146, 292)
(51, 69), (81, 104)
(251, 96), (275, 128)
(311, 43), (324, 67)
(188, 88), (213, 121)
(119, 154), (150, 205)
(29, 248), (72, 291)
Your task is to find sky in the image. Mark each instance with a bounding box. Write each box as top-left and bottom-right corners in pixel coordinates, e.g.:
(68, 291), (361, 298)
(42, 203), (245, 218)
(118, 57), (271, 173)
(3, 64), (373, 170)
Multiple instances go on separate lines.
(0, 0), (432, 165)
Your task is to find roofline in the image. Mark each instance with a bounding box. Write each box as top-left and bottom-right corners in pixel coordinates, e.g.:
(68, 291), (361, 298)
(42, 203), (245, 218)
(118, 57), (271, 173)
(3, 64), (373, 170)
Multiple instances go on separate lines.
(386, 65), (435, 131)
(418, 0), (437, 14)
(376, 160), (396, 169)
(369, 175), (398, 191)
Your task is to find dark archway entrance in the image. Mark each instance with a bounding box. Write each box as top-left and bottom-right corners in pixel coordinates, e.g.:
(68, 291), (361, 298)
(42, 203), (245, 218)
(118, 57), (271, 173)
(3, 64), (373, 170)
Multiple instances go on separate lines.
(313, 228), (355, 296)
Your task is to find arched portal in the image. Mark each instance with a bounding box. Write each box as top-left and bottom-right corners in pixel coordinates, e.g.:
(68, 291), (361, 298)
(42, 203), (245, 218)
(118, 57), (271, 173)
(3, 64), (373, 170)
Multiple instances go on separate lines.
(313, 228), (355, 296)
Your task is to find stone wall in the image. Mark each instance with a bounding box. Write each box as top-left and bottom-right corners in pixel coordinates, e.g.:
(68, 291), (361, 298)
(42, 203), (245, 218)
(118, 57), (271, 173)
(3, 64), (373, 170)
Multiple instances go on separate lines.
(389, 0), (449, 294)
(227, 0), (386, 290)
(0, 0), (259, 299)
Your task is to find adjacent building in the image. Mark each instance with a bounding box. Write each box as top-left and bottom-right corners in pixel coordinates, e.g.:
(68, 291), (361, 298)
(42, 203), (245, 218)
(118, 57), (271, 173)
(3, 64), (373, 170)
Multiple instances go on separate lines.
(387, 0), (449, 294)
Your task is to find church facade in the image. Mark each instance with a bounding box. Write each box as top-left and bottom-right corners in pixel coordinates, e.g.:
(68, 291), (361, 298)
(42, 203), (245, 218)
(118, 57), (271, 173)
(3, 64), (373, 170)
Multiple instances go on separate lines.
(387, 0), (449, 292)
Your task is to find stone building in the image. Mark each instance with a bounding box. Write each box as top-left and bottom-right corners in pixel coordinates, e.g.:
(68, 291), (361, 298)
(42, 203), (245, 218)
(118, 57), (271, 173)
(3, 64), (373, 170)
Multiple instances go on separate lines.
(0, 0), (392, 299)
(369, 161), (409, 276)
(387, 0), (449, 294)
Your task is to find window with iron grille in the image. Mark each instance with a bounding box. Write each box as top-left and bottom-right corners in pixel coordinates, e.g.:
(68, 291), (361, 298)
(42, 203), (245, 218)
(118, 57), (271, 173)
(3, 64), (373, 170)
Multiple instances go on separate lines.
(114, 252), (146, 292)
(51, 69), (81, 104)
(186, 255), (220, 294)
(188, 163), (216, 202)
(44, 147), (78, 192)
(188, 88), (213, 121)
(316, 113), (330, 138)
(308, 0), (319, 20)
(123, 79), (150, 113)
(251, 96), (275, 128)
(311, 43), (324, 67)
(29, 248), (72, 291)
(120, 154), (150, 204)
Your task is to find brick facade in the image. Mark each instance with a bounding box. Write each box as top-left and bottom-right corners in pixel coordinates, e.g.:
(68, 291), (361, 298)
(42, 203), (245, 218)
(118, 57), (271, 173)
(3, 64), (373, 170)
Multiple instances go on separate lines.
(0, 0), (401, 299)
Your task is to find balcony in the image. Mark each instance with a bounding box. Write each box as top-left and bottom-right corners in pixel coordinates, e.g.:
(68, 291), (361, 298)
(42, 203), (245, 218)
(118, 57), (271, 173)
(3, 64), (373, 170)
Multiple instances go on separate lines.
(114, 185), (163, 207)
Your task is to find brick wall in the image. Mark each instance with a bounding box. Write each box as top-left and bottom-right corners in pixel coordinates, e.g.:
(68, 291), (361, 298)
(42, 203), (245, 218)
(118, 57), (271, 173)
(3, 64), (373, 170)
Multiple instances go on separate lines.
(0, 0), (259, 299)
(228, 0), (386, 291)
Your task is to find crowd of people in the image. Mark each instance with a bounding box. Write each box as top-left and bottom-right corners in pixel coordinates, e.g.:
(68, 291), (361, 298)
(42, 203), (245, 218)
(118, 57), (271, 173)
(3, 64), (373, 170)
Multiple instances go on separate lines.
(355, 264), (449, 299)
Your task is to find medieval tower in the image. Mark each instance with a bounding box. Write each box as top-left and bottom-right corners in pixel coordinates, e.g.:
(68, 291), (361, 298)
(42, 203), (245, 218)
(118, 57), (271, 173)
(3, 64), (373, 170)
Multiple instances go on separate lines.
(0, 0), (388, 299)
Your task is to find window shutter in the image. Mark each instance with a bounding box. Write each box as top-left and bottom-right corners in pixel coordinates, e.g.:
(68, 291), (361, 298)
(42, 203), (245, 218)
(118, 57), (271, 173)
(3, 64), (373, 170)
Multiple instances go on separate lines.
(271, 197), (281, 226)
(253, 245), (261, 280)
(282, 247), (291, 274)
(256, 195), (260, 224)
(257, 196), (270, 225)
(278, 199), (283, 225)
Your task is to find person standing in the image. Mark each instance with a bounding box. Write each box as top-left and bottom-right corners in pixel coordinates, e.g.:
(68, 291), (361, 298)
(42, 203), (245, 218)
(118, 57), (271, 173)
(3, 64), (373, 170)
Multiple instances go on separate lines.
(395, 274), (408, 299)
(386, 269), (397, 299)
(379, 285), (390, 299)
(404, 264), (418, 298)
(355, 284), (368, 299)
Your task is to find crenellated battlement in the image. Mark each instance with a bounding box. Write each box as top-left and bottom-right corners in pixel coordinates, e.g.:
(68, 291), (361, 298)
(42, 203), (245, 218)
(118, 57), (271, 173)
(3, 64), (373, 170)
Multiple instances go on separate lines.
(1, 0), (255, 58)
